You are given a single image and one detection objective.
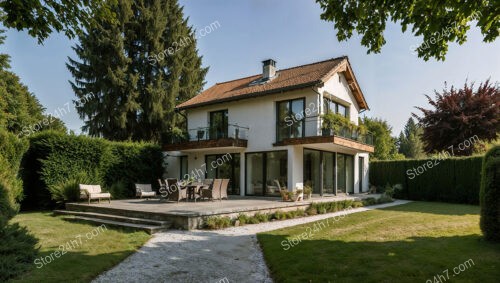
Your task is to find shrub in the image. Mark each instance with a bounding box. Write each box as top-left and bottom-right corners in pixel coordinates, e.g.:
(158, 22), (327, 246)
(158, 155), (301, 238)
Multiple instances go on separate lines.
(480, 145), (500, 242)
(305, 206), (318, 216)
(253, 212), (270, 223)
(377, 194), (394, 204)
(22, 131), (163, 208)
(362, 197), (377, 206)
(236, 213), (250, 225)
(48, 170), (102, 205)
(0, 220), (39, 282)
(204, 216), (232, 230)
(370, 156), (483, 204)
(273, 210), (289, 220)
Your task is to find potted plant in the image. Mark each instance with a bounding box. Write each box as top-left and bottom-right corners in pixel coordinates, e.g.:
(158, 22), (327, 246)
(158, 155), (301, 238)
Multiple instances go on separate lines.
(287, 191), (295, 202)
(303, 185), (312, 200)
(280, 188), (289, 201)
(295, 189), (304, 201)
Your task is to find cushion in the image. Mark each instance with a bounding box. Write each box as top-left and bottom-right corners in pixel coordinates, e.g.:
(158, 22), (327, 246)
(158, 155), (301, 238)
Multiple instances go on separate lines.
(89, 192), (111, 198)
(140, 191), (156, 197)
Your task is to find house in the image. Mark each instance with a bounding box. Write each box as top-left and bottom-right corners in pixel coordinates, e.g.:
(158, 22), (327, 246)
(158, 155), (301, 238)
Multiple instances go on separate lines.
(164, 56), (374, 197)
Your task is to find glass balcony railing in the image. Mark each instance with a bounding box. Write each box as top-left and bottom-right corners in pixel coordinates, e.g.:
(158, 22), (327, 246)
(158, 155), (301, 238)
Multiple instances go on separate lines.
(171, 124), (249, 143)
(321, 126), (374, 145)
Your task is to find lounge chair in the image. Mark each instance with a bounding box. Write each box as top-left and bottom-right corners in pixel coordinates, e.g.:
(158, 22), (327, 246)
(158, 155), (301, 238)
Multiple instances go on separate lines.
(79, 184), (112, 204)
(200, 179), (222, 201)
(220, 179), (230, 200)
(135, 184), (156, 199)
(165, 178), (187, 203)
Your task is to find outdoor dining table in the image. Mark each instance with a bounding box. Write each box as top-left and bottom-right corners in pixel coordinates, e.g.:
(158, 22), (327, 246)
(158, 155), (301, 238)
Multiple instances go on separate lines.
(182, 182), (203, 202)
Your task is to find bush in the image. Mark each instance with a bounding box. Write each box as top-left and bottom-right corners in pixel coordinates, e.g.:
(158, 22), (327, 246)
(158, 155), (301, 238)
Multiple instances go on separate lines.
(48, 170), (103, 205)
(204, 216), (232, 229)
(480, 145), (500, 242)
(0, 220), (39, 282)
(0, 129), (38, 281)
(370, 156), (483, 204)
(22, 131), (164, 209)
(236, 213), (250, 225)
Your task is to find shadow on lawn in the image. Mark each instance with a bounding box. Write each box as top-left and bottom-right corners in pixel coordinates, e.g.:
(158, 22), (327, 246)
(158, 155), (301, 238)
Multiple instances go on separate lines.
(379, 201), (480, 216)
(257, 233), (500, 283)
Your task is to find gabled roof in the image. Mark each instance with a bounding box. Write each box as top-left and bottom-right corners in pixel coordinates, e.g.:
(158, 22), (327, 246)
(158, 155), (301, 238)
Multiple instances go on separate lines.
(177, 56), (369, 110)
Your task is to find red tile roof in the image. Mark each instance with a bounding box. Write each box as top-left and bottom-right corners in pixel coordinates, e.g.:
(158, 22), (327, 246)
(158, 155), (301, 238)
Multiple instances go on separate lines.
(177, 56), (369, 110)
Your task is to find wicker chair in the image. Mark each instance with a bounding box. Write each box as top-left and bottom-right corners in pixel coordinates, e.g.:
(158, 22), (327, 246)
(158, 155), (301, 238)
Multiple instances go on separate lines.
(220, 179), (230, 200)
(200, 179), (222, 201)
(165, 178), (187, 203)
(135, 184), (156, 199)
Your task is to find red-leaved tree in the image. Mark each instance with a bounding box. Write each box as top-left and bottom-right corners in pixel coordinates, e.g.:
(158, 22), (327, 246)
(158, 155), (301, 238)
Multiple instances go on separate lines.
(413, 80), (499, 156)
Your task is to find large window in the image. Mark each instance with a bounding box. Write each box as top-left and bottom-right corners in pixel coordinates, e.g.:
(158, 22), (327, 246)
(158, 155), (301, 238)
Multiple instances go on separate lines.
(180, 156), (188, 179)
(209, 110), (228, 139)
(246, 151), (287, 196)
(276, 98), (305, 142)
(304, 149), (321, 194)
(304, 149), (353, 195)
(206, 154), (240, 195)
(323, 97), (349, 118)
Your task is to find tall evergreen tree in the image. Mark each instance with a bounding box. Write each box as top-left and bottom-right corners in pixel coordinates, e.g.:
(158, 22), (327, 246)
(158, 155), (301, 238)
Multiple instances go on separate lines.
(67, 0), (207, 142)
(398, 118), (425, 159)
(361, 117), (404, 160)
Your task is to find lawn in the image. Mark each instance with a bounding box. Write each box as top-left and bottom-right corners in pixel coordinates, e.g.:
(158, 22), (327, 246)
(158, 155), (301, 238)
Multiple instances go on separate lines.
(257, 202), (500, 283)
(10, 212), (151, 283)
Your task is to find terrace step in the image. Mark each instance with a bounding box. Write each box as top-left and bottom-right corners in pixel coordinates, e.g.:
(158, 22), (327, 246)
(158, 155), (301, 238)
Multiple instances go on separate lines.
(54, 210), (171, 227)
(60, 215), (169, 234)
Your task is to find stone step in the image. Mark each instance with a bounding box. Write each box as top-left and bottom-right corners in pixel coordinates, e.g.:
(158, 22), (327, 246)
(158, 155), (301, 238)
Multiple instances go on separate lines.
(61, 215), (169, 234)
(54, 210), (171, 228)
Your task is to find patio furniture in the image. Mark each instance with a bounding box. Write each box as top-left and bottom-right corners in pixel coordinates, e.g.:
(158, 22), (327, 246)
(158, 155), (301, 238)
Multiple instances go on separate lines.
(79, 184), (112, 204)
(200, 179), (222, 201)
(135, 184), (156, 199)
(165, 178), (187, 203)
(220, 179), (230, 200)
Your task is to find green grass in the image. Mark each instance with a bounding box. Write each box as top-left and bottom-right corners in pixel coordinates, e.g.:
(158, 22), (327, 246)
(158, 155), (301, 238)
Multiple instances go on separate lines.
(9, 212), (151, 283)
(257, 202), (500, 283)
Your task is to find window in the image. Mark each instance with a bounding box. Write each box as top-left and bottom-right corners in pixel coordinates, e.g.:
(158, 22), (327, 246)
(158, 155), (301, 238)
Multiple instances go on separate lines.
(276, 98), (305, 142)
(209, 110), (228, 139)
(323, 97), (349, 118)
(246, 151), (287, 196)
(180, 156), (188, 179)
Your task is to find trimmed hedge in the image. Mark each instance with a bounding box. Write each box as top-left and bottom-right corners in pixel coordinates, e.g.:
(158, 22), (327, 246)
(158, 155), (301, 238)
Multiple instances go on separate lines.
(21, 131), (164, 209)
(370, 156), (483, 204)
(480, 145), (500, 241)
(0, 129), (38, 282)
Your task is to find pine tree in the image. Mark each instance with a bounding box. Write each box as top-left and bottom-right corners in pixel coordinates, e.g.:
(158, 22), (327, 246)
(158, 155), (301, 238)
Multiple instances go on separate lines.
(398, 118), (425, 159)
(67, 0), (207, 142)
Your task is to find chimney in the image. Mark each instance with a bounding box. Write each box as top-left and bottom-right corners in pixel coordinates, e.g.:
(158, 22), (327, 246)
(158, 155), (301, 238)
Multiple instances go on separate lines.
(262, 59), (276, 79)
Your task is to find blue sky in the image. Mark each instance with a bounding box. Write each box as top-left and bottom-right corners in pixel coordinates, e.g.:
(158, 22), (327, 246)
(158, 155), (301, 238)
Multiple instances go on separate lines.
(2, 0), (499, 135)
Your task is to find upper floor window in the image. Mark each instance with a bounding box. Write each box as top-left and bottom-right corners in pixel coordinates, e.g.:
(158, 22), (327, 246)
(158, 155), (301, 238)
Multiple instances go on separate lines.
(323, 97), (349, 118)
(209, 110), (228, 139)
(276, 98), (305, 142)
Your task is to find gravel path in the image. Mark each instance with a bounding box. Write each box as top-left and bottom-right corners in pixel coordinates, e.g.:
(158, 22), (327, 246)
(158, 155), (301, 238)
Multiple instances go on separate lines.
(93, 200), (411, 283)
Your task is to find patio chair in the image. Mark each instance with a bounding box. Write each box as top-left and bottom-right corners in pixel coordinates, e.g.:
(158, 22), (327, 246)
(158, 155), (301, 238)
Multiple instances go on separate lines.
(135, 184), (156, 199)
(200, 179), (222, 201)
(79, 184), (112, 204)
(165, 178), (187, 203)
(220, 179), (230, 200)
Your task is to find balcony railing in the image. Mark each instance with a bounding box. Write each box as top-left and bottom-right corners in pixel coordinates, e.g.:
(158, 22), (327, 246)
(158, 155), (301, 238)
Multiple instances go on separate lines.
(171, 124), (249, 143)
(321, 126), (374, 145)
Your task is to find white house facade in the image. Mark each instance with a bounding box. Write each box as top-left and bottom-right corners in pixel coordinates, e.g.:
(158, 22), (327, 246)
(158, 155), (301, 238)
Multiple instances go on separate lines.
(164, 56), (374, 197)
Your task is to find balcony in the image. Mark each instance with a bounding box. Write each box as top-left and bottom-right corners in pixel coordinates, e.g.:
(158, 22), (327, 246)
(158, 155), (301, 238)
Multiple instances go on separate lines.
(274, 119), (375, 153)
(163, 124), (249, 151)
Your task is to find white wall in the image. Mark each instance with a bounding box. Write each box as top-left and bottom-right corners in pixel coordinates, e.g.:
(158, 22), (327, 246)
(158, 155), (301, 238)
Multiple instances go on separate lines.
(318, 72), (361, 125)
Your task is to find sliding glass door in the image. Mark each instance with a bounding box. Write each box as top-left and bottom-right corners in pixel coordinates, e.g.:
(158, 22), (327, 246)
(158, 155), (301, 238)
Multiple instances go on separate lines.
(303, 149), (321, 194)
(337, 153), (354, 194)
(323, 152), (335, 194)
(246, 151), (287, 196)
(304, 149), (353, 195)
(205, 153), (240, 195)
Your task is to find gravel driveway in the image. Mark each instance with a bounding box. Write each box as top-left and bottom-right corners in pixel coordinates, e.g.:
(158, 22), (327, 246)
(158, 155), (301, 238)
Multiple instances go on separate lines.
(93, 200), (410, 283)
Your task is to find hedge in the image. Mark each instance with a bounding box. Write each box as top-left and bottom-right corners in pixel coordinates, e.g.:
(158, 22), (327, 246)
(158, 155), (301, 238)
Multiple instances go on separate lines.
(370, 155), (483, 204)
(21, 131), (164, 209)
(480, 145), (500, 241)
(0, 128), (38, 282)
